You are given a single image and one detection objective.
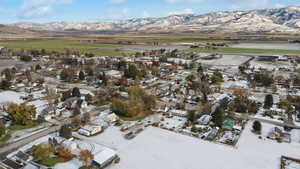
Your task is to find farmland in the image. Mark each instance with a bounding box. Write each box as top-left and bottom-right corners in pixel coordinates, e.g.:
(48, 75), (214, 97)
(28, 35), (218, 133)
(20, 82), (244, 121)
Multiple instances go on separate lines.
(0, 40), (132, 56)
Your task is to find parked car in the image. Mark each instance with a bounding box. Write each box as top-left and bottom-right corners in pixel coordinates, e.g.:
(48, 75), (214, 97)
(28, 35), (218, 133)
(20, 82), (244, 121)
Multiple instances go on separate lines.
(124, 132), (135, 140)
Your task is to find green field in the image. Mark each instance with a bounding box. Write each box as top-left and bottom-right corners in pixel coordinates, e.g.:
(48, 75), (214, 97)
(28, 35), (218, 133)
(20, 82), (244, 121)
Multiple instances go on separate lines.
(191, 47), (300, 54)
(0, 40), (131, 56)
(119, 35), (212, 40)
(0, 133), (11, 143)
(8, 122), (39, 131)
(40, 157), (62, 166)
(117, 35), (228, 43)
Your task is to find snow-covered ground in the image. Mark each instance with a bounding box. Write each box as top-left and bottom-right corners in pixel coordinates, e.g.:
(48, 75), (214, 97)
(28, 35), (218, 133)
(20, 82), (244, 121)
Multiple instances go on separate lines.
(94, 122), (300, 169)
(8, 120), (300, 169)
(0, 91), (25, 104)
(283, 158), (300, 169)
(222, 80), (249, 89)
(31, 90), (46, 99)
(160, 116), (187, 130)
(28, 100), (48, 116)
(55, 159), (83, 169)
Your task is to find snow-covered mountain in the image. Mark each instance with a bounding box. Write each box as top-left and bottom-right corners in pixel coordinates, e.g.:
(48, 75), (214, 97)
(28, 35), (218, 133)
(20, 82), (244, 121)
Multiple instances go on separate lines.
(11, 6), (300, 34)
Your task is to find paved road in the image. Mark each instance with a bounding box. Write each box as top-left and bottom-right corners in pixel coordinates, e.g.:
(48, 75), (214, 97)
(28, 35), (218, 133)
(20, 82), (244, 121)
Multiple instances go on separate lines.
(0, 104), (111, 156)
(232, 113), (300, 129)
(0, 125), (60, 158)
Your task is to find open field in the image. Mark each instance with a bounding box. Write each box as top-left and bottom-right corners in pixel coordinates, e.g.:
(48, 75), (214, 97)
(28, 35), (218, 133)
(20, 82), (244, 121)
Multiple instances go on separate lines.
(199, 54), (252, 67)
(97, 45), (190, 51)
(2, 38), (300, 56)
(74, 122), (300, 169)
(0, 40), (133, 56)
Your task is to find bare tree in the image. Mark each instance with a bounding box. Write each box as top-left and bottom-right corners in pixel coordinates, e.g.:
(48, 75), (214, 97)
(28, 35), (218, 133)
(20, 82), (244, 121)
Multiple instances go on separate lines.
(79, 149), (94, 167)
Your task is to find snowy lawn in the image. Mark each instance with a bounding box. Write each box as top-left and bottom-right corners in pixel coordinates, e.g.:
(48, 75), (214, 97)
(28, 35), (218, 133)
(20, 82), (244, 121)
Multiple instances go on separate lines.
(97, 122), (300, 169)
(0, 91), (25, 104)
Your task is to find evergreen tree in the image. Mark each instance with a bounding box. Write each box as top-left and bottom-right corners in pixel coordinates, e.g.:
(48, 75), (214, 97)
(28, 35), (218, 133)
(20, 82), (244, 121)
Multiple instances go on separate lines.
(79, 71), (85, 81)
(187, 111), (197, 124)
(124, 64), (138, 79)
(36, 64), (42, 70)
(252, 121), (262, 133)
(212, 106), (224, 127)
(59, 125), (72, 139)
(72, 87), (81, 97)
(197, 64), (204, 74)
(264, 94), (274, 109)
(0, 80), (11, 90)
(0, 119), (6, 137)
(99, 72), (107, 85)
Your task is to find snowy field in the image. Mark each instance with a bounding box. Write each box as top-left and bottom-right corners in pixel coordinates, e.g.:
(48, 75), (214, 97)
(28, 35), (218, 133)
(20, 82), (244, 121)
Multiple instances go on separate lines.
(10, 121), (300, 169)
(92, 122), (300, 169)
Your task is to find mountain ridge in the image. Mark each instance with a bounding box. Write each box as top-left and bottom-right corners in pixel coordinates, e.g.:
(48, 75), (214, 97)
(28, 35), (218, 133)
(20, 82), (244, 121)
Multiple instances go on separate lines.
(10, 6), (300, 34)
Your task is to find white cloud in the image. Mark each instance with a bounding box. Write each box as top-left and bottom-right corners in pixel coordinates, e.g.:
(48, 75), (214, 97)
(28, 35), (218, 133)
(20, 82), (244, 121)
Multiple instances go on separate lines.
(169, 8), (194, 15)
(109, 0), (126, 4)
(18, 0), (73, 19)
(165, 0), (205, 3)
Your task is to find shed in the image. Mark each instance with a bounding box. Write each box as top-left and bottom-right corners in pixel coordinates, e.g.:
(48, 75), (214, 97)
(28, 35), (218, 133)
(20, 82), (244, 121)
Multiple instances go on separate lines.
(93, 148), (117, 168)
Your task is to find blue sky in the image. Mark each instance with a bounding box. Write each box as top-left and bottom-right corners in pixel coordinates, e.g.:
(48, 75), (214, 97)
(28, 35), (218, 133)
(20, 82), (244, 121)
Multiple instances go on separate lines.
(0, 0), (299, 23)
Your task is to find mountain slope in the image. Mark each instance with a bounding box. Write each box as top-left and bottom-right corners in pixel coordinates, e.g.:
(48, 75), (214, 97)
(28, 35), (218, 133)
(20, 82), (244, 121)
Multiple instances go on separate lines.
(12, 6), (300, 34)
(0, 24), (31, 34)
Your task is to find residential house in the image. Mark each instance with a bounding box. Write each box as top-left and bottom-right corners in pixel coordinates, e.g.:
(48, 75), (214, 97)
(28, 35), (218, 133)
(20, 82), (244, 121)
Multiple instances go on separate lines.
(170, 109), (188, 117)
(78, 125), (103, 137)
(198, 115), (212, 125)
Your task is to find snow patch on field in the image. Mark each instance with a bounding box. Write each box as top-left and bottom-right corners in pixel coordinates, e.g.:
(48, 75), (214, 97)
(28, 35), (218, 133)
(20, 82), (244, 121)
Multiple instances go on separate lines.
(104, 122), (300, 169)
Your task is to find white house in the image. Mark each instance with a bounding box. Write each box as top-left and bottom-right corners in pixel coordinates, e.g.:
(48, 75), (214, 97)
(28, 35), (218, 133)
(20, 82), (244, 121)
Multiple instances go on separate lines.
(170, 109), (188, 117)
(105, 70), (122, 78)
(198, 115), (212, 125)
(78, 125), (102, 137)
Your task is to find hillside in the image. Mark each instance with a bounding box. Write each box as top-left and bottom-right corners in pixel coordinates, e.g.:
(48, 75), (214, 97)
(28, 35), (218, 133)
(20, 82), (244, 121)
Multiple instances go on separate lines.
(11, 6), (300, 34)
(0, 24), (32, 35)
